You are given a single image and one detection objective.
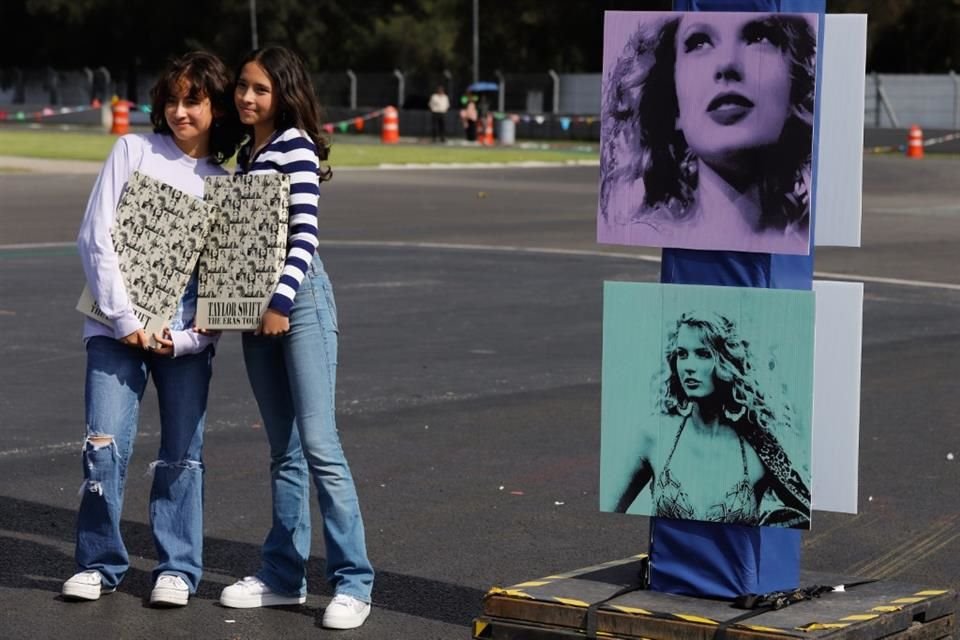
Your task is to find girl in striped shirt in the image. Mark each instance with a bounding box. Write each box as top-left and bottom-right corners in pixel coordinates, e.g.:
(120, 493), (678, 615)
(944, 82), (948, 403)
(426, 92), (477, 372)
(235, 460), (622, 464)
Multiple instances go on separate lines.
(218, 46), (374, 629)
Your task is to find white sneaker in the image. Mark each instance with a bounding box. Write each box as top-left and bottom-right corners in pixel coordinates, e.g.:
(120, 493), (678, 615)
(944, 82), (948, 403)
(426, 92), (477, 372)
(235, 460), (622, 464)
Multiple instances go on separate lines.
(150, 573), (190, 607)
(322, 594), (371, 629)
(219, 575), (306, 608)
(62, 570), (115, 601)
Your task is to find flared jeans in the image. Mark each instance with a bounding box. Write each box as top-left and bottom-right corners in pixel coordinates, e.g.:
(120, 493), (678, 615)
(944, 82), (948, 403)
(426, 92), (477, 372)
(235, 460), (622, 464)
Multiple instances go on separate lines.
(242, 257), (374, 602)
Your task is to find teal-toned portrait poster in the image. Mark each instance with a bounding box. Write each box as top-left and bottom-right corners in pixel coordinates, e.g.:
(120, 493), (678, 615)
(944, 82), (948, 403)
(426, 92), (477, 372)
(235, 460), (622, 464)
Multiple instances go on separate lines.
(600, 282), (815, 529)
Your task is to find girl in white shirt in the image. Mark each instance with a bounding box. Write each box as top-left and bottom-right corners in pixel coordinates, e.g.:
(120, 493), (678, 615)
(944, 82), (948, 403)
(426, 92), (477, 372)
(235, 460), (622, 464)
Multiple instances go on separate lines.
(63, 51), (240, 608)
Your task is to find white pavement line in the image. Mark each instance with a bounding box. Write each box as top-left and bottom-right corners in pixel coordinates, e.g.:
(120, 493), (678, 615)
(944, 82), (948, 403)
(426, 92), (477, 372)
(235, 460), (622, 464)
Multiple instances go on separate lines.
(0, 439), (83, 458)
(2, 239), (957, 292)
(316, 239), (663, 263)
(0, 155), (598, 174)
(868, 205), (960, 216)
(371, 159), (600, 170)
(338, 279), (441, 290)
(813, 270), (960, 292)
(0, 420), (250, 459)
(0, 241), (75, 250)
(0, 527), (158, 575)
(0, 528), (76, 555)
(317, 240), (960, 291)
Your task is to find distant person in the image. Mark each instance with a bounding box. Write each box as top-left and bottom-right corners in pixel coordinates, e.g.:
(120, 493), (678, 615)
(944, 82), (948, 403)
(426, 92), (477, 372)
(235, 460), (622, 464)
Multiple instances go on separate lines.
(460, 95), (478, 141)
(217, 45), (374, 630)
(428, 85), (450, 143)
(64, 52), (240, 607)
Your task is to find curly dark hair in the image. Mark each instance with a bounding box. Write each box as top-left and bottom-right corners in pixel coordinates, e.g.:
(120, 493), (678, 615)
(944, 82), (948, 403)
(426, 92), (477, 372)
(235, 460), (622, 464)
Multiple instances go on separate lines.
(236, 46), (332, 182)
(600, 14), (816, 231)
(659, 311), (791, 436)
(150, 51), (242, 165)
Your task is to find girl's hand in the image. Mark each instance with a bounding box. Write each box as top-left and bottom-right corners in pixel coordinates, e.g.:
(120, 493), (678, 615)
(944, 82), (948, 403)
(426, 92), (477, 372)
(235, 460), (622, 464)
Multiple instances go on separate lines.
(151, 328), (175, 357)
(257, 309), (289, 336)
(120, 329), (150, 350)
(193, 326), (221, 337)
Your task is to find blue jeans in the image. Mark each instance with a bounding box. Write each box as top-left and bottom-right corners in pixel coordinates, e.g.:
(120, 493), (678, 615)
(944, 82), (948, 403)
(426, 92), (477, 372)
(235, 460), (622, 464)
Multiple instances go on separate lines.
(242, 257), (374, 602)
(75, 336), (212, 593)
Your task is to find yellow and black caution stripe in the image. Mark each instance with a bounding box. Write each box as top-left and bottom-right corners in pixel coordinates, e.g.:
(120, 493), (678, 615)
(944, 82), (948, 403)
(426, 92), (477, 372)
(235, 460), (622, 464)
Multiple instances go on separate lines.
(481, 555), (952, 639)
(472, 618), (489, 637)
(796, 589), (949, 632)
(483, 554), (649, 604)
(484, 587), (537, 600)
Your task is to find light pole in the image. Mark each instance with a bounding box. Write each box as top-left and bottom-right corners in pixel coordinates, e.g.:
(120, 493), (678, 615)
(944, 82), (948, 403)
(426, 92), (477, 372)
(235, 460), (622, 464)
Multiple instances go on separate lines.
(472, 0), (479, 84)
(393, 69), (405, 109)
(548, 69), (560, 114)
(250, 0), (259, 50)
(346, 70), (357, 110)
(443, 69), (453, 100)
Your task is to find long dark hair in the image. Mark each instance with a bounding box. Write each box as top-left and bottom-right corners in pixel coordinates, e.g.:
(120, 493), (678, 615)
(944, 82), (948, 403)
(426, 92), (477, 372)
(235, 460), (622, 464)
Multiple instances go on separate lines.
(150, 51), (241, 165)
(601, 14), (816, 231)
(237, 46), (332, 181)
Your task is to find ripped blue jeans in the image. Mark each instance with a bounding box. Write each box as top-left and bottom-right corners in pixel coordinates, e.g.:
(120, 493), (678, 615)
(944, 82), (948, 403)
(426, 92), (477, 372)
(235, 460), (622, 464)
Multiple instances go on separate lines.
(75, 336), (212, 593)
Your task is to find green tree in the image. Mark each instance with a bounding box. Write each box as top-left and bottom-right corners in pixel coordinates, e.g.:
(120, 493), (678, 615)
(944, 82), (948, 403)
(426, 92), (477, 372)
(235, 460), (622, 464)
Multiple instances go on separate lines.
(865, 0), (959, 72)
(2, 0), (958, 79)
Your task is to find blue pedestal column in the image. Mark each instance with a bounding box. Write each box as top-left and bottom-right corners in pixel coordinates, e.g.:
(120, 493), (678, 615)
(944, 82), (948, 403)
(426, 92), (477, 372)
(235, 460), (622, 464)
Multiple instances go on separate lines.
(648, 0), (825, 600)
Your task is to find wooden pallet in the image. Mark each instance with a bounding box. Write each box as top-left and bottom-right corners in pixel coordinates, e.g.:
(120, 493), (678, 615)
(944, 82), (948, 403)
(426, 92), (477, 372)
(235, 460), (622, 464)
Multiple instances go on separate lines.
(473, 555), (956, 640)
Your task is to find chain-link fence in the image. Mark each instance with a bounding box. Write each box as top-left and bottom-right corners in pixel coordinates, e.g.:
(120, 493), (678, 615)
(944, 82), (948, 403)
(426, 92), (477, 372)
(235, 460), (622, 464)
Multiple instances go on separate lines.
(3, 66), (958, 135)
(866, 73), (960, 130)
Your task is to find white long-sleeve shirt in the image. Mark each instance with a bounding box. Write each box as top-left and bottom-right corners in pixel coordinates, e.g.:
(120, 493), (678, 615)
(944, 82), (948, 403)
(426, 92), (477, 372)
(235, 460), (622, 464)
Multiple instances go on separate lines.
(428, 92), (450, 114)
(77, 133), (226, 356)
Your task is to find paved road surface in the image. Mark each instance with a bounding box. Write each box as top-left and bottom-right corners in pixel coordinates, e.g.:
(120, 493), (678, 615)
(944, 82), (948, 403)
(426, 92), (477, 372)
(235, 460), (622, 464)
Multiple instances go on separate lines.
(0, 156), (958, 639)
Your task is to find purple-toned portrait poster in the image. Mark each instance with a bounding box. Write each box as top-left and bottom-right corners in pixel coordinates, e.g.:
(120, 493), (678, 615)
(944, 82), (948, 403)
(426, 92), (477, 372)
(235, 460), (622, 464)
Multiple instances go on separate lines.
(597, 11), (818, 255)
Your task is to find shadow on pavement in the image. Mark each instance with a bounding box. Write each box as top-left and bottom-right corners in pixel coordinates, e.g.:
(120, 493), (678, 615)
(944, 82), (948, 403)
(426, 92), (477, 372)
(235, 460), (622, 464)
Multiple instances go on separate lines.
(0, 494), (485, 626)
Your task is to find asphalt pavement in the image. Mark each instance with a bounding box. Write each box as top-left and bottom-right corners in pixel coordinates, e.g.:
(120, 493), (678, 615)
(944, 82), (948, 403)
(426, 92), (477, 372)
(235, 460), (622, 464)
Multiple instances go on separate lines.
(1, 156), (959, 639)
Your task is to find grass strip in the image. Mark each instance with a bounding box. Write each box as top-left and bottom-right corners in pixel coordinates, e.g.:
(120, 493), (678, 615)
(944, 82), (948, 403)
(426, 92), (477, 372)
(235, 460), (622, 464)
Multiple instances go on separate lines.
(0, 128), (597, 166)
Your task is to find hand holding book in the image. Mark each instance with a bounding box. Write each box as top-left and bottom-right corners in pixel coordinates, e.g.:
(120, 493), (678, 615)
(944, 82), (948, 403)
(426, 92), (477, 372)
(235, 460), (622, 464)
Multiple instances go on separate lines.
(151, 329), (175, 356)
(256, 309), (290, 336)
(119, 328), (150, 350)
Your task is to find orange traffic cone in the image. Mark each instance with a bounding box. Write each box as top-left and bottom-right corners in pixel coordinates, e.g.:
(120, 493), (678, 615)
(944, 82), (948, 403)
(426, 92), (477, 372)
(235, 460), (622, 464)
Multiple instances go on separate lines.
(381, 106), (399, 144)
(110, 99), (129, 135)
(482, 113), (494, 146)
(906, 124), (924, 159)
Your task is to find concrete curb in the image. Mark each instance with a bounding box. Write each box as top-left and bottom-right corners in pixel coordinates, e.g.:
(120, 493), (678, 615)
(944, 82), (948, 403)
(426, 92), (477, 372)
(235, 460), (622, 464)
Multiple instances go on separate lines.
(0, 155), (599, 175)
(0, 155), (103, 174)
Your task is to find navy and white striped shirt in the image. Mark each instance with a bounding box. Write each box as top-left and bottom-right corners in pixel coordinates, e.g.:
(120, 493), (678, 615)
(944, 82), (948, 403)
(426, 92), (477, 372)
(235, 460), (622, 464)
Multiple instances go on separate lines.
(236, 127), (320, 316)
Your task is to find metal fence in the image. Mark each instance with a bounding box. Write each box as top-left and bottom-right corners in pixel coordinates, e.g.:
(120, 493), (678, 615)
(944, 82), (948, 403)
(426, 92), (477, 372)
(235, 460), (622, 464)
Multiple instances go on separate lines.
(866, 73), (960, 130)
(3, 66), (959, 131)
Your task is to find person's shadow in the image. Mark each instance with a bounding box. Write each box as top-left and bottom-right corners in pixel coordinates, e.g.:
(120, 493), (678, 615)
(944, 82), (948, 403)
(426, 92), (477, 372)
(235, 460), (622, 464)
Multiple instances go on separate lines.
(0, 494), (484, 626)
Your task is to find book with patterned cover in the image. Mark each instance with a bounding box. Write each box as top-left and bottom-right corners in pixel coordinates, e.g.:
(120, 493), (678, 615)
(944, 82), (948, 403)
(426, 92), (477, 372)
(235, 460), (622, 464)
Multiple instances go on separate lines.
(76, 171), (214, 344)
(195, 173), (290, 330)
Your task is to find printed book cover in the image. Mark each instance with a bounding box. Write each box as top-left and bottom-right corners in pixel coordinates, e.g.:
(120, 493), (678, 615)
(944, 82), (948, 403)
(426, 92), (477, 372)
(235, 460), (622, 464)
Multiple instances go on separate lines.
(195, 173), (290, 330)
(76, 171), (214, 342)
